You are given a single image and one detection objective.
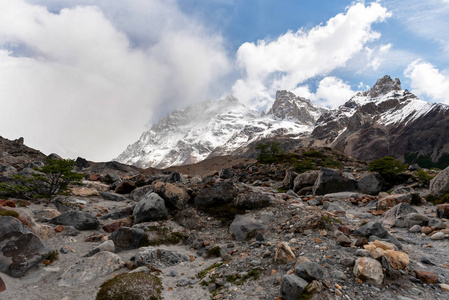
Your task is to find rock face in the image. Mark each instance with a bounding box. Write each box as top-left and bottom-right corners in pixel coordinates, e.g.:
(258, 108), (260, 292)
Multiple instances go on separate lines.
(0, 216), (52, 277)
(312, 168), (357, 195)
(58, 251), (124, 287)
(429, 166), (449, 196)
(132, 192), (168, 223)
(50, 210), (100, 230)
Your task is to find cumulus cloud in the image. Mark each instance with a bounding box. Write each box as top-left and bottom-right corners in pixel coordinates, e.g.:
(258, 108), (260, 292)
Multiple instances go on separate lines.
(232, 2), (391, 109)
(404, 60), (449, 104)
(0, 0), (230, 161)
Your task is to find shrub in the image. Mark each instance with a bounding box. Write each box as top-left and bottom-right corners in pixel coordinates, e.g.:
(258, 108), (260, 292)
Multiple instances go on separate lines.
(415, 169), (435, 186)
(367, 157), (407, 182)
(293, 159), (315, 173)
(96, 272), (162, 300)
(1, 158), (83, 199)
(256, 142), (284, 163)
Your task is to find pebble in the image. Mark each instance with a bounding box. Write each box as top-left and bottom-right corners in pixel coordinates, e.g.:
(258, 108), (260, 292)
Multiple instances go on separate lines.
(430, 232), (445, 240)
(409, 225), (421, 233)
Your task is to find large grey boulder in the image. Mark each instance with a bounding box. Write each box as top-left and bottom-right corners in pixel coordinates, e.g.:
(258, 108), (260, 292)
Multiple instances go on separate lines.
(0, 216), (52, 277)
(381, 203), (418, 227)
(280, 274), (308, 300)
(194, 181), (238, 208)
(129, 185), (153, 202)
(50, 210), (100, 230)
(99, 191), (127, 202)
(132, 192), (168, 223)
(430, 166), (449, 196)
(233, 191), (271, 210)
(135, 247), (189, 268)
(110, 227), (148, 252)
(58, 251), (124, 287)
(152, 181), (190, 211)
(312, 168), (357, 195)
(354, 222), (388, 238)
(357, 173), (384, 195)
(295, 262), (326, 282)
(229, 215), (267, 240)
(293, 170), (318, 193)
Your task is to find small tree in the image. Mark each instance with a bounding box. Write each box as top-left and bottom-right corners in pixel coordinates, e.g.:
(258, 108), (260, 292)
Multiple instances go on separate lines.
(256, 142), (284, 163)
(1, 158), (83, 199)
(368, 157), (407, 181)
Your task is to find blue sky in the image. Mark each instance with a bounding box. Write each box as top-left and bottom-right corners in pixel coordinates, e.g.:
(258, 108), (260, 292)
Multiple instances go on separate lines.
(0, 0), (448, 160)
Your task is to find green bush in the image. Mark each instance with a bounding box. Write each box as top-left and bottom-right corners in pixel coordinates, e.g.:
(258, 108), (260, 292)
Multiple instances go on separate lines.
(367, 157), (407, 181)
(1, 158), (83, 199)
(293, 159), (315, 173)
(256, 142), (284, 163)
(415, 169), (435, 186)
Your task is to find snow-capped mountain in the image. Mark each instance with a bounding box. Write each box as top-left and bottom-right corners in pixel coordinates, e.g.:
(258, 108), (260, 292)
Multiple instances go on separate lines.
(116, 76), (449, 168)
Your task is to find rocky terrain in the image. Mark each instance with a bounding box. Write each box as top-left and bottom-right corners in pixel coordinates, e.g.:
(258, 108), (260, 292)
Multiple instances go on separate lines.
(116, 75), (449, 170)
(1, 137), (449, 300)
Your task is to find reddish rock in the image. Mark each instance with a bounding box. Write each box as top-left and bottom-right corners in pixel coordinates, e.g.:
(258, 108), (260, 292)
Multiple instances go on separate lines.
(54, 225), (64, 232)
(102, 218), (133, 233)
(115, 181), (136, 194)
(85, 233), (106, 242)
(0, 276), (5, 292)
(338, 225), (353, 236)
(89, 174), (101, 181)
(0, 199), (16, 208)
(437, 204), (449, 219)
(377, 194), (412, 210)
(421, 226), (434, 235)
(355, 237), (368, 248)
(415, 270), (439, 284)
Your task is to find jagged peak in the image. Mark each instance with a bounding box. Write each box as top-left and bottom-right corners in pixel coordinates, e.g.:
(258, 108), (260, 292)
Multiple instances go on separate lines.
(367, 75), (402, 98)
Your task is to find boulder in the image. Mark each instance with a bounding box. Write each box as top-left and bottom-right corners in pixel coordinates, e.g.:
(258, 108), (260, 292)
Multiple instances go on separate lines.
(293, 170), (318, 193)
(152, 181), (189, 211)
(58, 251), (124, 287)
(110, 227), (149, 252)
(295, 262), (326, 282)
(436, 204), (449, 219)
(233, 191), (271, 210)
(415, 270), (439, 284)
(33, 208), (60, 222)
(429, 166), (449, 196)
(0, 216), (52, 277)
(377, 194), (413, 210)
(129, 185), (153, 202)
(219, 168), (234, 179)
(353, 257), (384, 285)
(50, 210), (100, 230)
(132, 192), (168, 223)
(85, 240), (116, 257)
(194, 181), (238, 208)
(280, 275), (309, 300)
(135, 247), (189, 268)
(114, 181), (135, 194)
(380, 203), (418, 227)
(102, 218), (133, 233)
(403, 213), (429, 227)
(384, 250), (409, 270)
(354, 222), (388, 238)
(312, 168), (357, 195)
(229, 215), (267, 240)
(99, 191), (127, 202)
(357, 173), (384, 195)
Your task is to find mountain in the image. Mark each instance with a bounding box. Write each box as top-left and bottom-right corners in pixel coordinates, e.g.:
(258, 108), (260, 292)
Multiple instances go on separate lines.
(116, 76), (449, 169)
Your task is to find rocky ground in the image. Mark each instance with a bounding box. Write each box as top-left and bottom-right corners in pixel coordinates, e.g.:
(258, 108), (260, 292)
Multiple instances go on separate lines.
(1, 137), (449, 300)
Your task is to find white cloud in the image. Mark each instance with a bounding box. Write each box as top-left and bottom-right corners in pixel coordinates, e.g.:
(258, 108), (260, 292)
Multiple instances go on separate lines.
(314, 77), (357, 107)
(0, 0), (230, 161)
(404, 60), (449, 104)
(232, 2), (391, 109)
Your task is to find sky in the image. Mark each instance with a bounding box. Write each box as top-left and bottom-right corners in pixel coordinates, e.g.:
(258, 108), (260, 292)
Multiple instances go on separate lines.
(0, 0), (448, 161)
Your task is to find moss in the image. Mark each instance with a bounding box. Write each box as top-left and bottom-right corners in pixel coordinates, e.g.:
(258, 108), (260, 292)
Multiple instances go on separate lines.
(206, 246), (221, 258)
(96, 272), (162, 300)
(320, 214), (342, 230)
(241, 269), (260, 282)
(303, 149), (326, 158)
(427, 193), (449, 204)
(143, 227), (188, 246)
(46, 250), (59, 263)
(0, 208), (19, 218)
(297, 290), (313, 300)
(196, 262), (223, 279)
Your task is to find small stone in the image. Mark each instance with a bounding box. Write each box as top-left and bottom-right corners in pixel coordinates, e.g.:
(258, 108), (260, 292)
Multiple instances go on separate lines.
(440, 283), (449, 292)
(421, 226), (433, 235)
(355, 237), (368, 248)
(409, 225), (422, 233)
(415, 270), (438, 284)
(430, 232), (445, 240)
(54, 225), (64, 232)
(336, 235), (352, 247)
(295, 261), (326, 281)
(280, 275), (308, 300)
(274, 242), (296, 264)
(170, 270), (178, 277)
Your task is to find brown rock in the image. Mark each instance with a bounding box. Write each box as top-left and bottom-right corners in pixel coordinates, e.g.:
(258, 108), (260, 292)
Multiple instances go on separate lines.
(85, 233), (106, 242)
(384, 250), (409, 270)
(0, 276), (5, 292)
(422, 226), (434, 235)
(355, 237), (368, 248)
(377, 194), (412, 211)
(54, 225), (64, 232)
(71, 187), (99, 197)
(415, 270), (438, 284)
(115, 181), (136, 194)
(89, 174), (101, 181)
(0, 199), (16, 208)
(338, 225), (353, 236)
(353, 257), (384, 285)
(102, 218), (133, 233)
(274, 242), (296, 264)
(437, 204), (449, 219)
(336, 235), (352, 247)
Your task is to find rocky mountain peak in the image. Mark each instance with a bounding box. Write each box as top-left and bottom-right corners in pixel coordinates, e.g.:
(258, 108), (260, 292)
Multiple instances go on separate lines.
(269, 90), (322, 125)
(368, 75), (402, 98)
